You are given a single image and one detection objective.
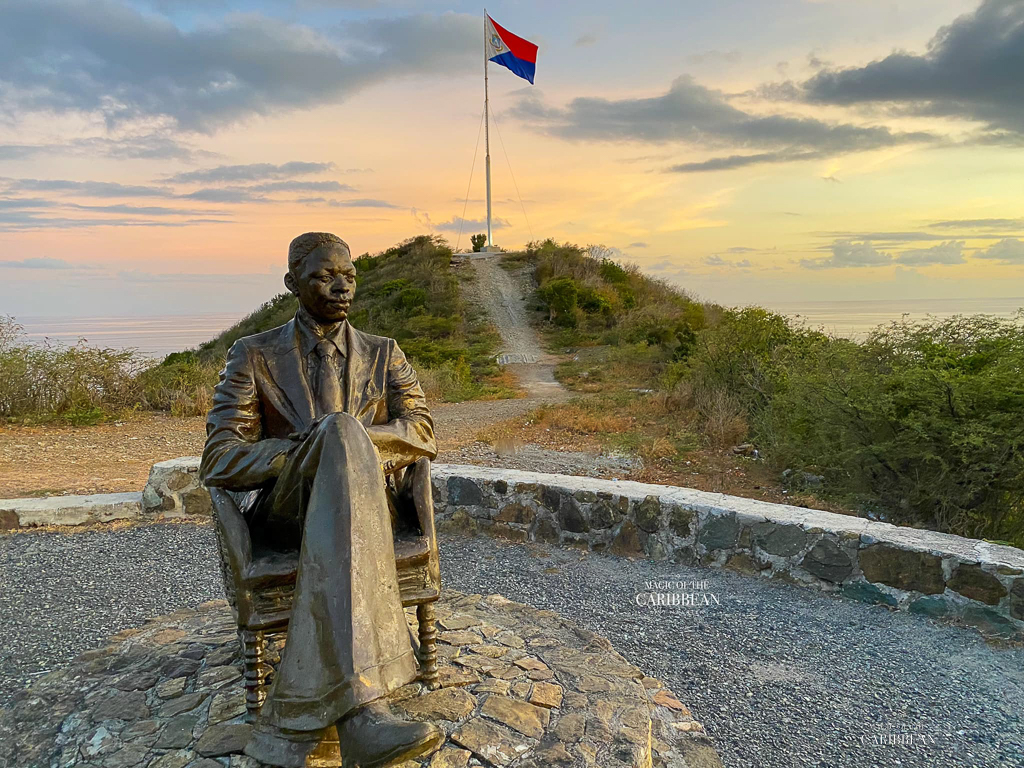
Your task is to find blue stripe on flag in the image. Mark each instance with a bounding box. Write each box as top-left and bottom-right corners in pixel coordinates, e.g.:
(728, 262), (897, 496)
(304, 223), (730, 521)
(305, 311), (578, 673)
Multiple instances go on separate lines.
(490, 51), (535, 84)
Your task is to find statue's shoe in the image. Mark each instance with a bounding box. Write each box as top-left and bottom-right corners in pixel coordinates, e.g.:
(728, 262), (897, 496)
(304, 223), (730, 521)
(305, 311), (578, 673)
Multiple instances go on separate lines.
(243, 724), (322, 768)
(338, 701), (444, 768)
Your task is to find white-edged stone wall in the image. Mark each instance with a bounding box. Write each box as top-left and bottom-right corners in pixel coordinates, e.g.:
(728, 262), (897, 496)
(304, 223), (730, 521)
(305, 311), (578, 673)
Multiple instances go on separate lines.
(430, 464), (1024, 640)
(4, 457), (1022, 639)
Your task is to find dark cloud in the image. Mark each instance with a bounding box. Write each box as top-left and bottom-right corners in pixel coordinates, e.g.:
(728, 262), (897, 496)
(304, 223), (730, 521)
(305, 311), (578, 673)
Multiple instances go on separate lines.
(167, 161), (335, 184)
(801, 0), (1024, 135)
(975, 238), (1024, 264)
(434, 216), (509, 233)
(930, 218), (1024, 230)
(0, 1), (478, 131)
(894, 241), (966, 265)
(514, 76), (933, 173)
(801, 240), (891, 269)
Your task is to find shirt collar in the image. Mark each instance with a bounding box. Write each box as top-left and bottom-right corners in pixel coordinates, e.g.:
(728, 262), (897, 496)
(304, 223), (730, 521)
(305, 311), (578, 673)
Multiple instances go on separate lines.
(295, 307), (348, 359)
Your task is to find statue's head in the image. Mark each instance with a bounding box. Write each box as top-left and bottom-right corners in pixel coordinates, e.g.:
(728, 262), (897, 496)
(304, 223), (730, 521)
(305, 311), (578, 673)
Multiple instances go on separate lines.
(285, 232), (356, 324)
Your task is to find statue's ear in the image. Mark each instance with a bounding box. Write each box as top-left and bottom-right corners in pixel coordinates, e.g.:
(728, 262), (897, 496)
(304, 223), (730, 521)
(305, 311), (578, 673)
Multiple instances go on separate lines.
(284, 271), (298, 296)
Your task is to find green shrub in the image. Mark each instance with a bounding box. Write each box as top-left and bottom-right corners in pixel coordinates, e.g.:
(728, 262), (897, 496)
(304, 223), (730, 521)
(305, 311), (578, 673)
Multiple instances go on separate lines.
(471, 233), (487, 252)
(515, 239), (1024, 547)
(0, 316), (146, 423)
(763, 315), (1024, 544)
(539, 277), (579, 326)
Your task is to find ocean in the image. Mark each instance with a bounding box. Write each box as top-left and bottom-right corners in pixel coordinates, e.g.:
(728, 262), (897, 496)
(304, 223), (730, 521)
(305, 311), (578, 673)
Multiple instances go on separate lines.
(761, 297), (1023, 340)
(10, 297), (1023, 357)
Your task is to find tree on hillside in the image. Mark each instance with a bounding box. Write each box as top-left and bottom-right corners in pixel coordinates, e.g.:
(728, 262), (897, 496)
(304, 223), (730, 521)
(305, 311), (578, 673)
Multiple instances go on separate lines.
(471, 234), (487, 252)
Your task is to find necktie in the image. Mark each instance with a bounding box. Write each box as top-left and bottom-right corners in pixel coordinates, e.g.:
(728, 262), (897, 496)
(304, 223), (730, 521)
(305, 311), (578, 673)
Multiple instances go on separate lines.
(314, 339), (344, 415)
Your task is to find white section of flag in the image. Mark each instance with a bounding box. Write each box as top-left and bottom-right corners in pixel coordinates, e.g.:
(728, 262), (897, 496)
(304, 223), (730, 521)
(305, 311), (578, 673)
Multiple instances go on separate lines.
(485, 16), (505, 60)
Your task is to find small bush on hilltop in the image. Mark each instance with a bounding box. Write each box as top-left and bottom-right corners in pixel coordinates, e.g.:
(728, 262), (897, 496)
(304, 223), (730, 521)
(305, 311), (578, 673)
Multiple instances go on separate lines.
(515, 240), (1024, 547)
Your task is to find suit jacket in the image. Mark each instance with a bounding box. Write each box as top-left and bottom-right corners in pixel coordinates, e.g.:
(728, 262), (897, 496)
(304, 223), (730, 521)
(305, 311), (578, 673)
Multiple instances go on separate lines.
(200, 317), (436, 508)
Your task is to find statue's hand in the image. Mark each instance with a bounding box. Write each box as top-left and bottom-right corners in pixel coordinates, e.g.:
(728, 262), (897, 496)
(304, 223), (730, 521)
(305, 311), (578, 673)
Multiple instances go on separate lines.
(286, 415), (328, 445)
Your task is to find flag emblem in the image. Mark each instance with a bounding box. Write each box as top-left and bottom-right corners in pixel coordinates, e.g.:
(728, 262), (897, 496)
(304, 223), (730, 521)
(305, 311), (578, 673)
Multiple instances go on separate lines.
(486, 15), (538, 85)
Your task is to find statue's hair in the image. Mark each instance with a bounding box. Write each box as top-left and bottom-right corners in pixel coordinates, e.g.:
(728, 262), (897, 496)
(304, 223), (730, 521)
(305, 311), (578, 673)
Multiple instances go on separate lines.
(288, 232), (350, 272)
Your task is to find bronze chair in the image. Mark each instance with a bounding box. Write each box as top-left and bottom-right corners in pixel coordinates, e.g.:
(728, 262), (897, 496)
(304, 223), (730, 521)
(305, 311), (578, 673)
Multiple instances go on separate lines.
(208, 457), (441, 720)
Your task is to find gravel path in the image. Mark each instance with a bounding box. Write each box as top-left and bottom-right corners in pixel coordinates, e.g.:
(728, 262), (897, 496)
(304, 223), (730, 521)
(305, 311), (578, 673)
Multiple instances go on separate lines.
(2, 522), (1020, 767)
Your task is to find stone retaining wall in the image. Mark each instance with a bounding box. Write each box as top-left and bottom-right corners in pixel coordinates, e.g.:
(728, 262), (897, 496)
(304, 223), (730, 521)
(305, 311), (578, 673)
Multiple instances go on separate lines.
(7, 457), (1022, 639)
(430, 465), (1024, 640)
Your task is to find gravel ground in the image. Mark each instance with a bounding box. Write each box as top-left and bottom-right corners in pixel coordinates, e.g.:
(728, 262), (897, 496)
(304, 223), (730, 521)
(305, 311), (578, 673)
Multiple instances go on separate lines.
(0, 521), (224, 707)
(2, 521), (1021, 767)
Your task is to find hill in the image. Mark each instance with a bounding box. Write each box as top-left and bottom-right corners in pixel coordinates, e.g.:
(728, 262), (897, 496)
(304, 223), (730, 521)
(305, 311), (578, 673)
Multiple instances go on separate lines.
(504, 239), (1024, 548)
(143, 235), (517, 414)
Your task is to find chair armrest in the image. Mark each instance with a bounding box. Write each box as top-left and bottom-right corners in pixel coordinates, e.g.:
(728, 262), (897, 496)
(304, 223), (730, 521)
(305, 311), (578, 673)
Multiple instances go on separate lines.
(209, 487), (254, 588)
(408, 458), (440, 590)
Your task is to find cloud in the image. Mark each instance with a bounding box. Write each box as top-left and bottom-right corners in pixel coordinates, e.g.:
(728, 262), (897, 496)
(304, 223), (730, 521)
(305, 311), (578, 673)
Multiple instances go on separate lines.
(434, 216), (510, 233)
(296, 197), (404, 209)
(0, 134), (205, 161)
(0, 2), (478, 131)
(801, 240), (891, 269)
(705, 255), (752, 268)
(0, 211), (230, 230)
(975, 238), (1024, 264)
(726, 246), (755, 253)
(180, 188), (265, 203)
(0, 256), (78, 269)
(930, 218), (1024, 231)
(574, 33), (598, 47)
(514, 76), (933, 172)
(248, 180), (354, 193)
(800, 0), (1024, 136)
(813, 230), (951, 243)
(1, 178), (170, 197)
(167, 161), (335, 184)
(894, 241), (965, 265)
(628, 242), (648, 248)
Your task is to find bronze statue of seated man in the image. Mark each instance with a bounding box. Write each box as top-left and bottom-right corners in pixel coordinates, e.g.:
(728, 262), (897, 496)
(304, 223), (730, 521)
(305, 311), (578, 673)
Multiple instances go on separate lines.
(201, 232), (443, 768)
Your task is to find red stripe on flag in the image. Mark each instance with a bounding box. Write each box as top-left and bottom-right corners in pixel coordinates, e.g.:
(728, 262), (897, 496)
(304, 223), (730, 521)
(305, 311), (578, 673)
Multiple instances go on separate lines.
(489, 15), (538, 64)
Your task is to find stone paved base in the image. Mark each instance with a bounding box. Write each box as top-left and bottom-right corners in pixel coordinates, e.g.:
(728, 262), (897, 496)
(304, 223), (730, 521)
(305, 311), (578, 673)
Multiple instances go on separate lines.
(0, 591), (720, 768)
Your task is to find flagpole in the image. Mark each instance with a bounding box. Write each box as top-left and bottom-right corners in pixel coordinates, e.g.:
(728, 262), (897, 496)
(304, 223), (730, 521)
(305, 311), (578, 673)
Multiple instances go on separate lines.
(483, 8), (493, 249)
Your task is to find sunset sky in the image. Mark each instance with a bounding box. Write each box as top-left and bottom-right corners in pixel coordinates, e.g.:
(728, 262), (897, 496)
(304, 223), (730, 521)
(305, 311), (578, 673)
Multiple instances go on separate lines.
(2, 0), (1023, 317)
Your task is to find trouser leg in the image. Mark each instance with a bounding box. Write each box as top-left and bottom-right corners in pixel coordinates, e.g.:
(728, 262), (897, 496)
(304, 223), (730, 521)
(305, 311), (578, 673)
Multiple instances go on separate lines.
(257, 412), (417, 733)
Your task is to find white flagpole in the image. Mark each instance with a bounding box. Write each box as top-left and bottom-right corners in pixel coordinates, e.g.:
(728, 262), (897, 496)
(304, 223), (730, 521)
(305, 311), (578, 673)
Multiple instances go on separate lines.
(483, 9), (493, 249)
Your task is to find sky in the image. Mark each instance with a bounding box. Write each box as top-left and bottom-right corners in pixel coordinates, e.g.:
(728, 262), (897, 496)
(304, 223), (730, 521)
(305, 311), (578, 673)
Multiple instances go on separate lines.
(1, 0), (1024, 317)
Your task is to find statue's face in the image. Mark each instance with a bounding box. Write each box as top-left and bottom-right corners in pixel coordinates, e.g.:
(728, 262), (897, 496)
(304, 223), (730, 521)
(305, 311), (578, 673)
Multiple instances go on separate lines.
(286, 242), (357, 324)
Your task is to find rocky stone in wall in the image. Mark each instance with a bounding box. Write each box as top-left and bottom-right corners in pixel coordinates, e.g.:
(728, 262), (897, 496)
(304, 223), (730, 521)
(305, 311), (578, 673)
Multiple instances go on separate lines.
(800, 539), (854, 583)
(143, 458), (210, 518)
(1011, 580), (1024, 621)
(947, 564), (1007, 605)
(857, 544), (945, 595)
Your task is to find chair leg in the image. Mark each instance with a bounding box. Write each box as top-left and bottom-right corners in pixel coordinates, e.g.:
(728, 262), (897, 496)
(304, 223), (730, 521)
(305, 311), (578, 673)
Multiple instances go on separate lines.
(416, 602), (439, 690)
(241, 629), (267, 720)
